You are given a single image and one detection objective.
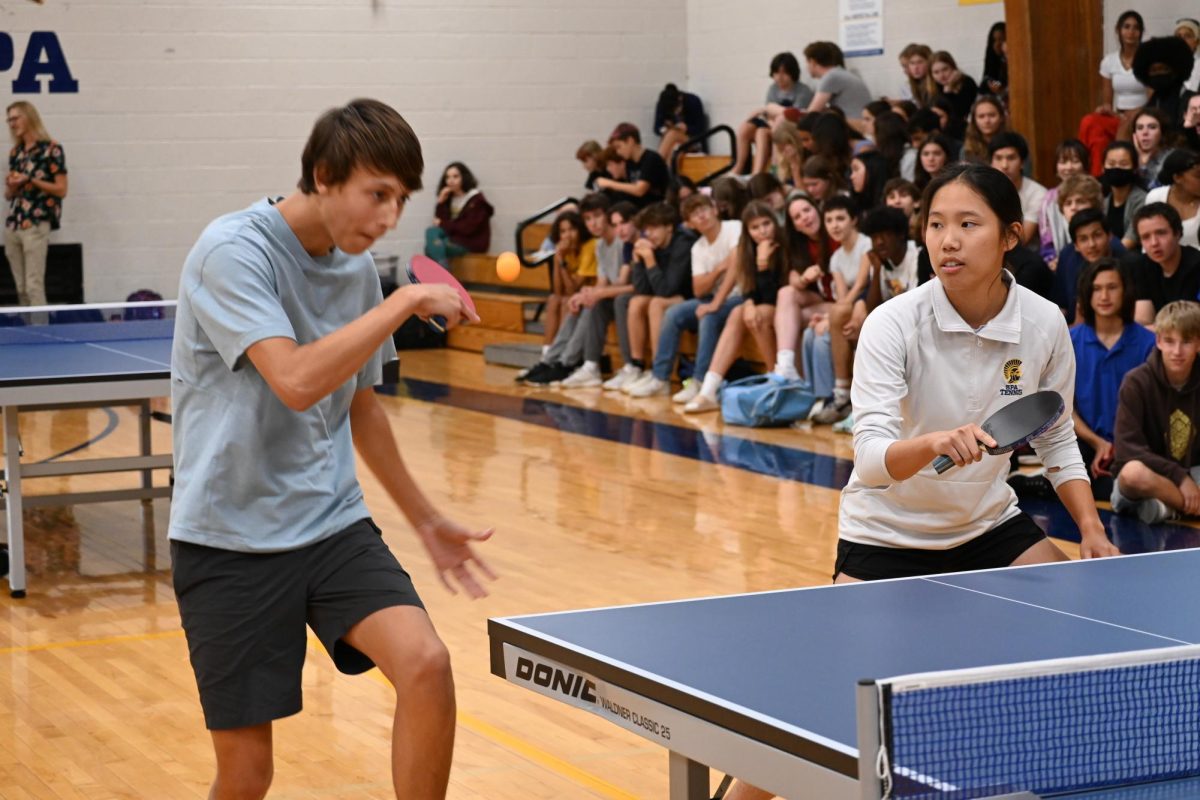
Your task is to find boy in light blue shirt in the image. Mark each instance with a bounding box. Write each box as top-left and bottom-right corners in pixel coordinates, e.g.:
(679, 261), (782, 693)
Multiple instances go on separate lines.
(169, 98), (491, 800)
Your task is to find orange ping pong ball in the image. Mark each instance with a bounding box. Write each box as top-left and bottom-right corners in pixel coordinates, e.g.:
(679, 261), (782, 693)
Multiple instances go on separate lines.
(496, 251), (521, 282)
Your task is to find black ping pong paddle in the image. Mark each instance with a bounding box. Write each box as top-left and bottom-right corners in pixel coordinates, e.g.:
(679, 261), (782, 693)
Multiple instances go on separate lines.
(932, 390), (1064, 474)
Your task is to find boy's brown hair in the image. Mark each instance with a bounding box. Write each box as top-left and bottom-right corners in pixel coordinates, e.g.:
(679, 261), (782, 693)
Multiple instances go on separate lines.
(634, 202), (678, 230)
(680, 193), (716, 220)
(298, 99), (423, 194)
(1155, 301), (1200, 341)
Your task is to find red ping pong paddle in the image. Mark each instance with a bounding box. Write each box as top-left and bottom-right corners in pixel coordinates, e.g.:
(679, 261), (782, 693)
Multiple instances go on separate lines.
(406, 254), (478, 333)
(932, 390), (1065, 474)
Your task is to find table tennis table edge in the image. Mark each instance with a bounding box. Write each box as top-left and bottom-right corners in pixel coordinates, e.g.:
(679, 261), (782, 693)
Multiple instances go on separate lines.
(488, 617), (861, 779)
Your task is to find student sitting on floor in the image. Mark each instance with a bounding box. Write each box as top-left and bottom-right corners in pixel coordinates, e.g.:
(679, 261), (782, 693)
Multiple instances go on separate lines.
(683, 201), (791, 413)
(1054, 208), (1127, 324)
(1070, 258), (1155, 500)
(1111, 300), (1200, 524)
(622, 193), (742, 400)
(1131, 203), (1200, 327)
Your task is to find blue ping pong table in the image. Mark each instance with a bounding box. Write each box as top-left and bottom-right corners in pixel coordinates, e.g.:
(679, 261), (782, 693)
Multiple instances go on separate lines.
(489, 550), (1200, 799)
(0, 316), (174, 597)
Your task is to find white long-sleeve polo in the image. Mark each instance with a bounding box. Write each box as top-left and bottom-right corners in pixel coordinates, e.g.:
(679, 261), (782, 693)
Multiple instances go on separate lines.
(839, 272), (1089, 550)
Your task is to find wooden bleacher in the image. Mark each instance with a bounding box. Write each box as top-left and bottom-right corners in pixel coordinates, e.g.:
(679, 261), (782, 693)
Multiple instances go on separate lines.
(445, 222), (550, 353)
(447, 205), (764, 369)
(676, 153), (733, 185)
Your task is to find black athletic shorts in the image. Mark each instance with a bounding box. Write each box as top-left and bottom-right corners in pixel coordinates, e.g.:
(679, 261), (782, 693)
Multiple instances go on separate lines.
(833, 512), (1047, 582)
(171, 517), (424, 730)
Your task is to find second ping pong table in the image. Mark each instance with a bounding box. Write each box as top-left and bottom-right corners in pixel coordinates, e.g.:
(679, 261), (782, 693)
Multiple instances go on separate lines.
(490, 549), (1200, 799)
(0, 312), (175, 597)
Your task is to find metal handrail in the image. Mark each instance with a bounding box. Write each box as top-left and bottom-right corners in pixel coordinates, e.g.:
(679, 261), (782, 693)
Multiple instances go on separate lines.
(670, 124), (735, 186)
(514, 196), (579, 269)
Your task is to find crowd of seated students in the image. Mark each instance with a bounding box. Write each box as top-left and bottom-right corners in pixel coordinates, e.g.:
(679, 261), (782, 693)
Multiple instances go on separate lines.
(528, 18), (1200, 538)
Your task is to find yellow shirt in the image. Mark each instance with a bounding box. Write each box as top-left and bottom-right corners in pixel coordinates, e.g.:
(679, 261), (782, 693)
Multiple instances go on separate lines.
(575, 239), (598, 279)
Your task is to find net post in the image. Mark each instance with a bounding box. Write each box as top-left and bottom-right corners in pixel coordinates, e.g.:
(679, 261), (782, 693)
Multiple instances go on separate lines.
(856, 678), (884, 800)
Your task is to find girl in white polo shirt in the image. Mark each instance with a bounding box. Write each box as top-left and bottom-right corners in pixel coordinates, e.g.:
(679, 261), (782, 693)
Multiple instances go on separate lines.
(836, 163), (1121, 582)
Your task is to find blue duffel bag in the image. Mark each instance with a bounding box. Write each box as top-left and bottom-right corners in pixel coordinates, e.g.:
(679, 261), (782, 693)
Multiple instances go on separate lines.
(719, 373), (816, 427)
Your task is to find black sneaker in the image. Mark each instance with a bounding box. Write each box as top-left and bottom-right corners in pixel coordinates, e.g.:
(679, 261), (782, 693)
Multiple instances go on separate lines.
(0, 545), (7, 579)
(525, 362), (567, 385)
(518, 362), (551, 384)
(1007, 472), (1055, 499)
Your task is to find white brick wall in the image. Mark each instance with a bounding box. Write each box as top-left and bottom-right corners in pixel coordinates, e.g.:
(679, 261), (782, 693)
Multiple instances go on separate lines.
(1104, 0), (1195, 49)
(3, 0), (686, 300)
(11, 0), (1183, 301)
(686, 0), (1004, 157)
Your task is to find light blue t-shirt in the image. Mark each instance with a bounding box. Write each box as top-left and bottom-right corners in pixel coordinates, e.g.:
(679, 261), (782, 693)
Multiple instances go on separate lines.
(168, 198), (396, 552)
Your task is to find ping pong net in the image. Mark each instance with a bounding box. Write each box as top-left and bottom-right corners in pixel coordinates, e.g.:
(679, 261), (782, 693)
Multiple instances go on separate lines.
(0, 300), (176, 345)
(865, 644), (1200, 799)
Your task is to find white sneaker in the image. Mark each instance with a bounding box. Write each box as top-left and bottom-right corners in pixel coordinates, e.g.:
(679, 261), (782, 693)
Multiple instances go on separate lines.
(1137, 498), (1181, 525)
(602, 364), (640, 391)
(628, 375), (671, 398)
(672, 379), (700, 404)
(621, 371), (655, 395)
(773, 366), (801, 381)
(559, 363), (602, 389)
(683, 393), (720, 414)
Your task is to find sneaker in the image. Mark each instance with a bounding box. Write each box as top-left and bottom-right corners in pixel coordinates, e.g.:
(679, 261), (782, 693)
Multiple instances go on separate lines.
(602, 364), (641, 391)
(773, 366), (801, 381)
(812, 398), (851, 425)
(549, 363), (581, 386)
(832, 412), (855, 435)
(622, 371), (658, 395)
(559, 363), (602, 389)
(672, 379), (700, 404)
(807, 398), (827, 421)
(525, 362), (569, 385)
(1007, 472), (1055, 499)
(518, 362), (552, 384)
(1136, 498), (1180, 525)
(627, 375), (671, 398)
(683, 393), (720, 414)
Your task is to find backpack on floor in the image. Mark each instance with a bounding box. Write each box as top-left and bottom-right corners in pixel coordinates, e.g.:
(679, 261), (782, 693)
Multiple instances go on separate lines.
(720, 374), (815, 428)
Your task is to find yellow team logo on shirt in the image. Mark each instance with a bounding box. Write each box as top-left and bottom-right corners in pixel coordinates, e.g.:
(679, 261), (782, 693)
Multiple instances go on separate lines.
(1001, 359), (1023, 396)
(1169, 409), (1194, 461)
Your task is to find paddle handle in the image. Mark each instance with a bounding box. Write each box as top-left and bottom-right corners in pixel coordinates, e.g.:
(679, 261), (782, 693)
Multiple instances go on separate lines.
(429, 315), (447, 333)
(932, 455), (955, 474)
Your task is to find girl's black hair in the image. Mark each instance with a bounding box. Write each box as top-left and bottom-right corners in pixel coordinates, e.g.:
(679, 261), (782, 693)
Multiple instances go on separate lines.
(853, 150), (892, 210)
(437, 161), (477, 193)
(920, 162), (1022, 244)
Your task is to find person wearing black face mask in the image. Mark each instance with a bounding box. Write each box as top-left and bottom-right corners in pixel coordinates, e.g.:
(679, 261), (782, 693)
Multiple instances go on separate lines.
(1101, 141), (1148, 251)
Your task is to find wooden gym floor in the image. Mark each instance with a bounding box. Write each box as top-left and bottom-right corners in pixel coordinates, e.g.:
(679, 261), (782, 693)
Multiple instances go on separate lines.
(2, 349), (1195, 799)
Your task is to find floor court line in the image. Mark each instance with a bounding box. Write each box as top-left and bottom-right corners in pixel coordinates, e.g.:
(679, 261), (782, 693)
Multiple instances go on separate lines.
(390, 377), (1200, 549)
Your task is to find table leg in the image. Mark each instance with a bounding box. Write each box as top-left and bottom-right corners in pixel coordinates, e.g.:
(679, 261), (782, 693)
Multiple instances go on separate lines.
(139, 400), (152, 492)
(3, 406), (27, 598)
(669, 751), (709, 800)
